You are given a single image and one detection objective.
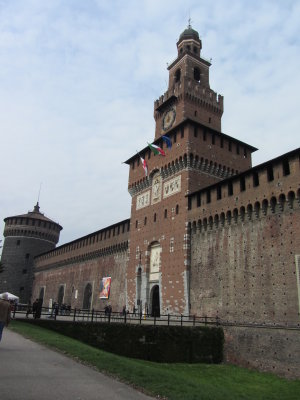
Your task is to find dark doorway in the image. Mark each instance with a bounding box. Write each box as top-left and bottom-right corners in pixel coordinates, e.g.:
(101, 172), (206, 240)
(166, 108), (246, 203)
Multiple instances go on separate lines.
(39, 287), (45, 306)
(83, 283), (92, 310)
(151, 285), (160, 317)
(57, 285), (64, 307)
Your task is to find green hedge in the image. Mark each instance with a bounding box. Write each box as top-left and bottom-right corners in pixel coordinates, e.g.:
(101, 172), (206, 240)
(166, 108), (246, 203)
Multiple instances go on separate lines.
(23, 320), (224, 363)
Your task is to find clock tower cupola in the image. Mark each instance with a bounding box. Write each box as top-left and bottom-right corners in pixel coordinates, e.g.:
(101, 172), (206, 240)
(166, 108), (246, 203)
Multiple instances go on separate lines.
(154, 23), (223, 139)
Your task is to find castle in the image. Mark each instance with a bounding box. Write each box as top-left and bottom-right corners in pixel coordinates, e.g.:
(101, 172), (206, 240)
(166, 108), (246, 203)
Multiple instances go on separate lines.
(2, 25), (300, 377)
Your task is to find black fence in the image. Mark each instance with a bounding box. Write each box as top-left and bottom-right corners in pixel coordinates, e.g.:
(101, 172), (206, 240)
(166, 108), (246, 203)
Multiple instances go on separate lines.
(12, 304), (219, 327)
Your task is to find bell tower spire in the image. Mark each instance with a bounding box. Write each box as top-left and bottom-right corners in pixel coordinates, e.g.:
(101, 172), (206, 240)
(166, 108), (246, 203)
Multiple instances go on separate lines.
(154, 24), (223, 139)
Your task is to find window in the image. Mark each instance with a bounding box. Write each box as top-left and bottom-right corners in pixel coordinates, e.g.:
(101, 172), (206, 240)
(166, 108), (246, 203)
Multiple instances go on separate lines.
(217, 186), (222, 200)
(206, 190), (211, 204)
(194, 126), (198, 137)
(194, 67), (200, 82)
(267, 166), (274, 181)
(175, 68), (181, 82)
(164, 209), (168, 219)
(144, 217), (147, 226)
(176, 205), (179, 215)
(282, 160), (290, 176)
(154, 213), (157, 222)
(240, 177), (246, 191)
(16, 240), (20, 246)
(228, 182), (233, 196)
(135, 220), (138, 228)
(253, 171), (259, 187)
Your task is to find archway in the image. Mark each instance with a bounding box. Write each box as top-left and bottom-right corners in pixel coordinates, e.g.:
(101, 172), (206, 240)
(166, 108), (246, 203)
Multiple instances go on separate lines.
(83, 283), (92, 310)
(151, 285), (160, 317)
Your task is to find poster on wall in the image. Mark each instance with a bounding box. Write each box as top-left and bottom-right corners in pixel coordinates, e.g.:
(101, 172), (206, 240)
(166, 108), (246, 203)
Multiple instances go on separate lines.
(99, 277), (111, 299)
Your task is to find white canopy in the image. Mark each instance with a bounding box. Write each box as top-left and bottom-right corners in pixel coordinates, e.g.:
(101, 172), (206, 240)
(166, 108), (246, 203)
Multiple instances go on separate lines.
(0, 292), (19, 302)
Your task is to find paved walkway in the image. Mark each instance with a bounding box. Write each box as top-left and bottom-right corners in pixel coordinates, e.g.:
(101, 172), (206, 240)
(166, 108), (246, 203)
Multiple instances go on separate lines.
(0, 328), (154, 400)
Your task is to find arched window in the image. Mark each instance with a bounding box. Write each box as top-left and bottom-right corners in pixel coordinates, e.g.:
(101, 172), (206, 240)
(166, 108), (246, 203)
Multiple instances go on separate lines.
(175, 68), (181, 82)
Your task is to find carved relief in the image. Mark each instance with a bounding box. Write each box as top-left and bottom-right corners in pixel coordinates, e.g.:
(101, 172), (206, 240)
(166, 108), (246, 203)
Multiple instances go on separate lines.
(150, 244), (161, 282)
(136, 190), (150, 210)
(163, 175), (181, 199)
(152, 174), (162, 204)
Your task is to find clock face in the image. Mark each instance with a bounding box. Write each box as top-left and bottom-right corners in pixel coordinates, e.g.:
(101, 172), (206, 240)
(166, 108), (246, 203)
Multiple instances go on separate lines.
(162, 107), (176, 131)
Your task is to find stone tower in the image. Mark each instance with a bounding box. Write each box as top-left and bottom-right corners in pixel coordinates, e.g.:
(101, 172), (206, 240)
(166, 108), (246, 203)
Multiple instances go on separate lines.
(125, 24), (257, 316)
(0, 203), (62, 303)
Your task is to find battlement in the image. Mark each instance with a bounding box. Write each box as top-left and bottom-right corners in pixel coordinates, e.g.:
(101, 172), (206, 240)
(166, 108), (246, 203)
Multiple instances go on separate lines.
(188, 148), (300, 224)
(34, 219), (130, 269)
(154, 79), (223, 115)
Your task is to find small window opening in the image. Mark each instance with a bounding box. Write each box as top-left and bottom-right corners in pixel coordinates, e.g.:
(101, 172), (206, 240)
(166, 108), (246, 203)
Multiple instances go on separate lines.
(240, 177), (246, 191)
(194, 67), (201, 82)
(282, 160), (290, 176)
(206, 190), (211, 204)
(253, 171), (259, 187)
(267, 166), (274, 181)
(175, 68), (181, 82)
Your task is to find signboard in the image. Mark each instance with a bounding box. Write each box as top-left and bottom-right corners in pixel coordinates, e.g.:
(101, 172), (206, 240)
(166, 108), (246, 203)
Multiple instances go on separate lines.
(99, 277), (111, 299)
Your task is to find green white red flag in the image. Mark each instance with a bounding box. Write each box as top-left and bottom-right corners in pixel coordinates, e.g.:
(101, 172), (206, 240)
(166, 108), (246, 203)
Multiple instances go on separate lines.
(147, 142), (166, 156)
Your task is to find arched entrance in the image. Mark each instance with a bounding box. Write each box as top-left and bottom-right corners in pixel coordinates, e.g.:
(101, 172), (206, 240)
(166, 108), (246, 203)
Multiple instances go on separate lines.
(57, 285), (64, 307)
(83, 283), (92, 310)
(151, 285), (160, 317)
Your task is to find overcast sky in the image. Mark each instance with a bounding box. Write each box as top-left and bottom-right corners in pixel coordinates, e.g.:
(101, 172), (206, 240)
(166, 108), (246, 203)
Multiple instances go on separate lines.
(0, 0), (299, 246)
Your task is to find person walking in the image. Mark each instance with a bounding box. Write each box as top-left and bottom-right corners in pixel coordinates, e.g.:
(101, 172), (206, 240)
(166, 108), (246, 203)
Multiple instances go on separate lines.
(0, 293), (11, 342)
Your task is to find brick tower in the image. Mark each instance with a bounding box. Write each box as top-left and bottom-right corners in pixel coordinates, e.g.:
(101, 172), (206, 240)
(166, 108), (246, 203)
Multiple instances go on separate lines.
(0, 203), (62, 303)
(125, 24), (257, 316)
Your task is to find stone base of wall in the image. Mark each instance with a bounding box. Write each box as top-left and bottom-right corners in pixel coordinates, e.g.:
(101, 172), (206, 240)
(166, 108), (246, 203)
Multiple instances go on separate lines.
(223, 325), (300, 379)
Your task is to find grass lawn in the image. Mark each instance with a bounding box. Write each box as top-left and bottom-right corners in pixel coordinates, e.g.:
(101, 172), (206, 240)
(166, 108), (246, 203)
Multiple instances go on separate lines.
(9, 320), (300, 400)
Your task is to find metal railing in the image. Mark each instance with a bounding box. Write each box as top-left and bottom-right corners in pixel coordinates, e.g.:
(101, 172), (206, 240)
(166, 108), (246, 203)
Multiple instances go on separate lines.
(12, 305), (219, 327)
(12, 305), (300, 331)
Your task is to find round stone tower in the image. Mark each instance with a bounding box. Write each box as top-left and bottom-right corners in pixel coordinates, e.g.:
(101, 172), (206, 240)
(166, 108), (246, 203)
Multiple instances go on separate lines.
(0, 203), (62, 303)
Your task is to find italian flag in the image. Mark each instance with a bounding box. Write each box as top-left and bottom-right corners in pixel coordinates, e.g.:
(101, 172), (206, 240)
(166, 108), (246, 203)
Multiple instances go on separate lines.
(140, 156), (148, 176)
(147, 142), (166, 156)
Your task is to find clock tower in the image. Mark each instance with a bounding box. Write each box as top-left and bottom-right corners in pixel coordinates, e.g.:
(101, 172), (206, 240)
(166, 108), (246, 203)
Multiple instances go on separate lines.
(125, 25), (256, 316)
(154, 22), (223, 140)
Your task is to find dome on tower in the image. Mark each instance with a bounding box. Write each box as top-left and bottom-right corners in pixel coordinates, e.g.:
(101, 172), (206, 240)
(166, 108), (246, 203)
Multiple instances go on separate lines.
(179, 26), (200, 42)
